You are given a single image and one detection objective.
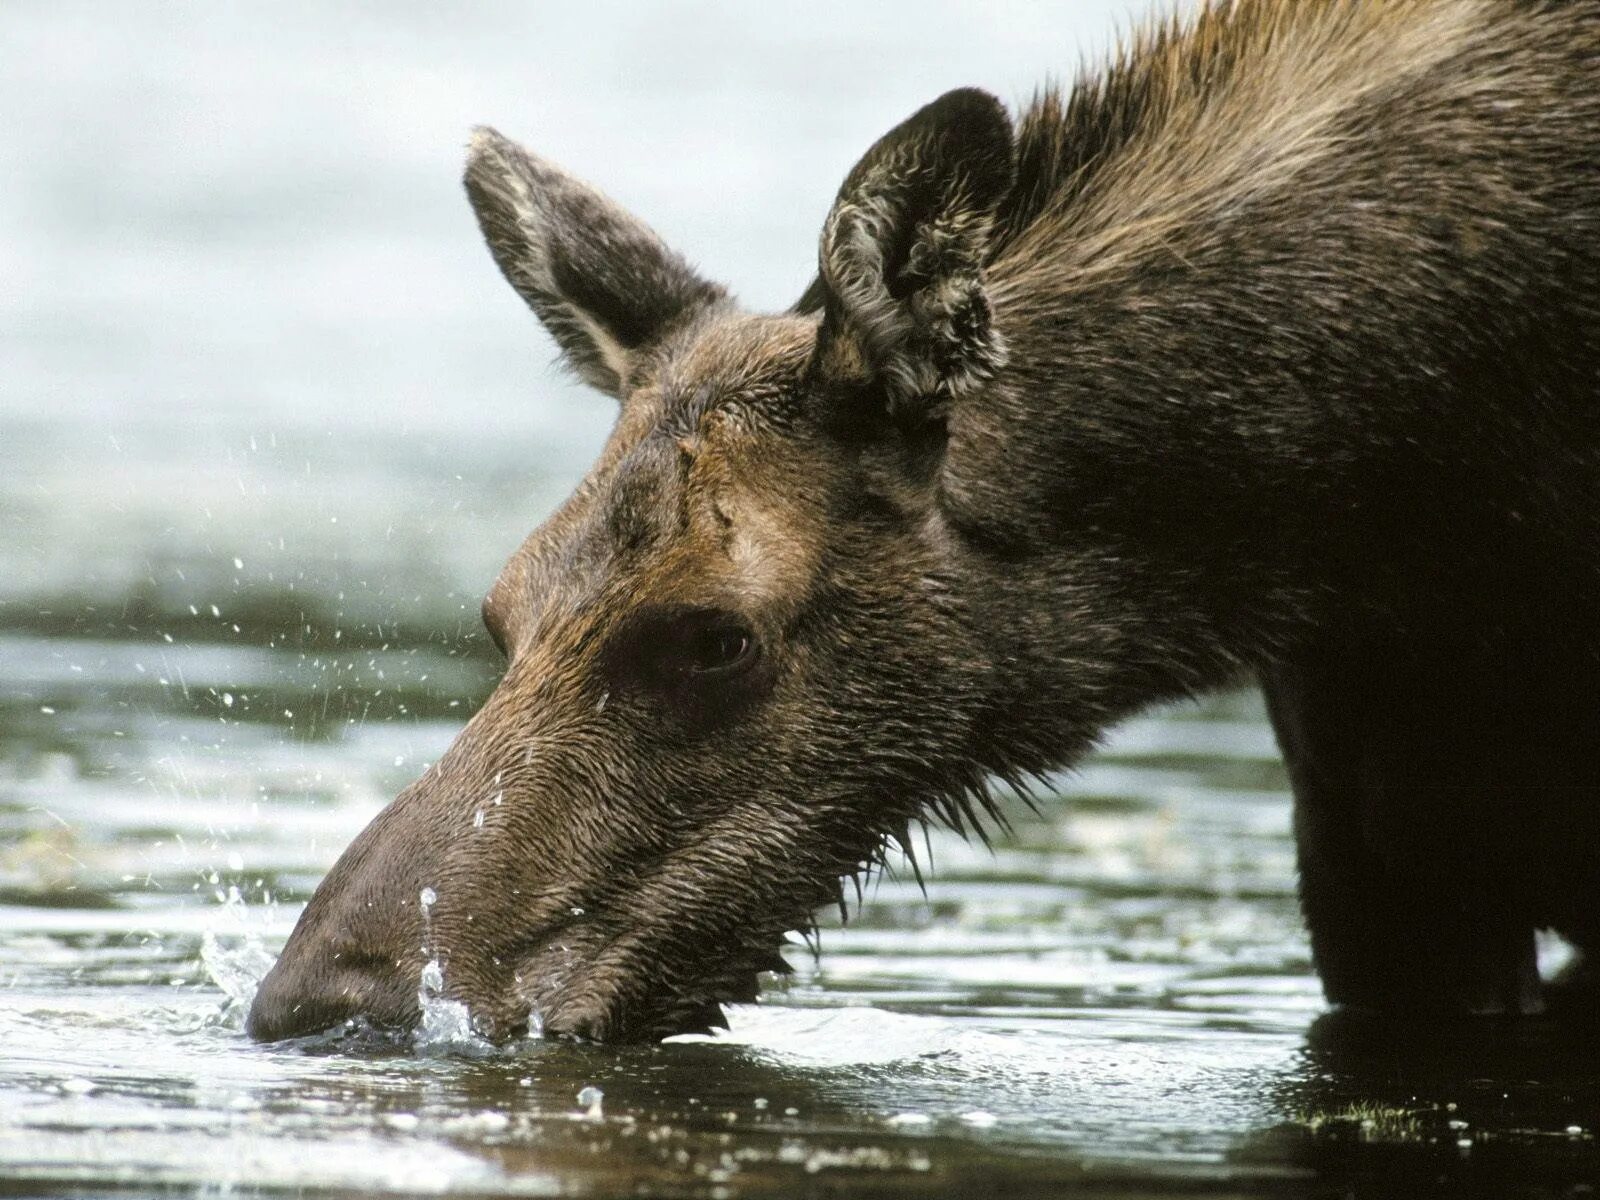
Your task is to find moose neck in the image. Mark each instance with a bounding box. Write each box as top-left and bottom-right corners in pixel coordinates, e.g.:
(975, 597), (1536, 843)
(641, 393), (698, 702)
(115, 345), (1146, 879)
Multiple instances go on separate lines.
(930, 3), (1600, 767)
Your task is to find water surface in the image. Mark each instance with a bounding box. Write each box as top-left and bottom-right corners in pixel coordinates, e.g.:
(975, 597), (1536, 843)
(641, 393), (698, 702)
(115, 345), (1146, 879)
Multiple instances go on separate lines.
(3, 3), (1597, 1195)
(6, 627), (1597, 1196)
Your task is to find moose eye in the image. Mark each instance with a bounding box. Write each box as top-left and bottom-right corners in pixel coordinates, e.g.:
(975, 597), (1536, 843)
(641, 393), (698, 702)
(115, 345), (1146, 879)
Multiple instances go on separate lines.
(680, 619), (757, 675)
(610, 608), (765, 701)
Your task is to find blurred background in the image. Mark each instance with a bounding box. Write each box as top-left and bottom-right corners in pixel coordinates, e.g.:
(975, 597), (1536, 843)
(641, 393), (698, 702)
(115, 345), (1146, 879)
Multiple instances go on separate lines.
(7, 5), (1591, 1196)
(2, 0), (1144, 655)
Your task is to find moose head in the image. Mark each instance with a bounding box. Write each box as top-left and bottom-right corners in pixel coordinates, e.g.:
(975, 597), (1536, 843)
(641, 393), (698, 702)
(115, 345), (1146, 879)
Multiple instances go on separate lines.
(247, 90), (1061, 1043)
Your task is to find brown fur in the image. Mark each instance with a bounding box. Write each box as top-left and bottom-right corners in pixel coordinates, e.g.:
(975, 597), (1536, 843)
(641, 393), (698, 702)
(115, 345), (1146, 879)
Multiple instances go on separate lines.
(250, 0), (1600, 1043)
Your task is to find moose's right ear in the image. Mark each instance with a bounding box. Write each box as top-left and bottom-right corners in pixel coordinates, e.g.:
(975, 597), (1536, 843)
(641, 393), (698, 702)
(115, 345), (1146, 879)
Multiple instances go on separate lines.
(464, 127), (728, 398)
(810, 89), (1015, 424)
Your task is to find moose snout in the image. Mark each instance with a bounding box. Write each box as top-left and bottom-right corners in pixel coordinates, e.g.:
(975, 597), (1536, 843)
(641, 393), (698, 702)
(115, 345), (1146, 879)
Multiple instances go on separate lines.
(247, 945), (426, 1042)
(246, 937), (421, 1042)
(245, 952), (353, 1042)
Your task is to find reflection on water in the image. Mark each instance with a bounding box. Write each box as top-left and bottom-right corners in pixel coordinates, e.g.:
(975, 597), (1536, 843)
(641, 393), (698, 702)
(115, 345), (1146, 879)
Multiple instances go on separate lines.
(2, 2), (1597, 1195)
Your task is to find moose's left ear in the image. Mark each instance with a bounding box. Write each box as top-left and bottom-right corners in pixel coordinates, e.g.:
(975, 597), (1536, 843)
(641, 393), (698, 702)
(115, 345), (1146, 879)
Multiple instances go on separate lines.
(811, 88), (1015, 422)
(464, 127), (728, 399)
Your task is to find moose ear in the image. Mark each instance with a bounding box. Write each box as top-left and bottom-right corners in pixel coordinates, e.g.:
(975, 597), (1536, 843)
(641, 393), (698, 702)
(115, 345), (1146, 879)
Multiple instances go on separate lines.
(811, 89), (1015, 422)
(464, 127), (728, 398)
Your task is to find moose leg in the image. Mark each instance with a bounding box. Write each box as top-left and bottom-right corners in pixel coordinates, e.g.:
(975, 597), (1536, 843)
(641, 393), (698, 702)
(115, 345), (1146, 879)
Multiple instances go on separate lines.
(1262, 653), (1543, 1017)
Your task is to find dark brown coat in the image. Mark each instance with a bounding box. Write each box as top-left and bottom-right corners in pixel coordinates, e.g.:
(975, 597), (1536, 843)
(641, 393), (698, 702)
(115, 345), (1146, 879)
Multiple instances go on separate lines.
(249, 0), (1600, 1043)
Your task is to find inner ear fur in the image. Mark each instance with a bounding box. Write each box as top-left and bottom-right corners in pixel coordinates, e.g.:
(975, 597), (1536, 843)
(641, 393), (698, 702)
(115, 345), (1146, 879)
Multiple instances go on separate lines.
(811, 88), (1016, 422)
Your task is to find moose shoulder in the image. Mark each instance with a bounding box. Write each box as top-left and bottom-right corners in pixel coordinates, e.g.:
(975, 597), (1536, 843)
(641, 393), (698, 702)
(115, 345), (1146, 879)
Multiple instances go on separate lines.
(248, 0), (1600, 1044)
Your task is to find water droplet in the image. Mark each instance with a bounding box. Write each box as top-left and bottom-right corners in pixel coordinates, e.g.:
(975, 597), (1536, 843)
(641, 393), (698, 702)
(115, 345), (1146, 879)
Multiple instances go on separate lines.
(577, 1086), (604, 1118)
(473, 809), (485, 830)
(413, 958), (490, 1053)
(420, 887), (437, 910)
(420, 958), (444, 994)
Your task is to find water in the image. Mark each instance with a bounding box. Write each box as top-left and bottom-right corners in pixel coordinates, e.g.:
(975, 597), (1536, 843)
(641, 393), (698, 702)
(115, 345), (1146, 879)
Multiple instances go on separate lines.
(7, 658), (1597, 1198)
(3, 3), (1598, 1196)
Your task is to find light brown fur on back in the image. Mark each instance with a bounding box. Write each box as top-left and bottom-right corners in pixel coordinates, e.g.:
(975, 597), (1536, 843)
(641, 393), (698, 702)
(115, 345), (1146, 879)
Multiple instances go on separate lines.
(996, 0), (1562, 292)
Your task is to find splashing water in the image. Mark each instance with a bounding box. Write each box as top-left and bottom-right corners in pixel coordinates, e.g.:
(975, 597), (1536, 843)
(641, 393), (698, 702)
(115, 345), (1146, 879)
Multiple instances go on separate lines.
(199, 885), (277, 1024)
(577, 1086), (604, 1119)
(413, 886), (496, 1054)
(200, 931), (276, 1019)
(415, 958), (488, 1051)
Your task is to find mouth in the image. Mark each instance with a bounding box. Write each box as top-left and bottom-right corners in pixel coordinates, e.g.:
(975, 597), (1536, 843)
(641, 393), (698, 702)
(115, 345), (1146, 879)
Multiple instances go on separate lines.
(530, 985), (743, 1043)
(513, 929), (790, 1043)
(246, 913), (793, 1047)
(245, 769), (847, 1048)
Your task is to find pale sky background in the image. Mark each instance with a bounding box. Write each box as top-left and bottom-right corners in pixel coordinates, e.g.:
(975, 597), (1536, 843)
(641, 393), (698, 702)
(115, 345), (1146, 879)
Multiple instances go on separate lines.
(3, 1), (1160, 434)
(0, 1), (1170, 620)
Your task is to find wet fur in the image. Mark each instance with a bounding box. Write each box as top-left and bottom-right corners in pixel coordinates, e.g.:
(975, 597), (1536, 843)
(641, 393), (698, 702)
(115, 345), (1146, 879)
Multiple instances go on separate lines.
(250, 0), (1600, 1043)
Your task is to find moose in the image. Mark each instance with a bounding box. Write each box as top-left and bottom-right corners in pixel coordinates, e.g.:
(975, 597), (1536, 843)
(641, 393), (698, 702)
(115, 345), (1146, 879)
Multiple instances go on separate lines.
(248, 0), (1600, 1044)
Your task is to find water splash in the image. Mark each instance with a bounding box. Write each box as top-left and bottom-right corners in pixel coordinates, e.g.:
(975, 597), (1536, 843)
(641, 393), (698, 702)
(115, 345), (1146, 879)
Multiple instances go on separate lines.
(199, 884), (276, 1026)
(199, 929), (275, 1018)
(413, 886), (495, 1055)
(415, 958), (487, 1051)
(577, 1086), (604, 1119)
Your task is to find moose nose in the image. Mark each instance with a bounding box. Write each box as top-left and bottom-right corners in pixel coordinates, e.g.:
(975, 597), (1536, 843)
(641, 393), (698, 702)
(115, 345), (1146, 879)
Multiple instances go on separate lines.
(245, 950), (363, 1042)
